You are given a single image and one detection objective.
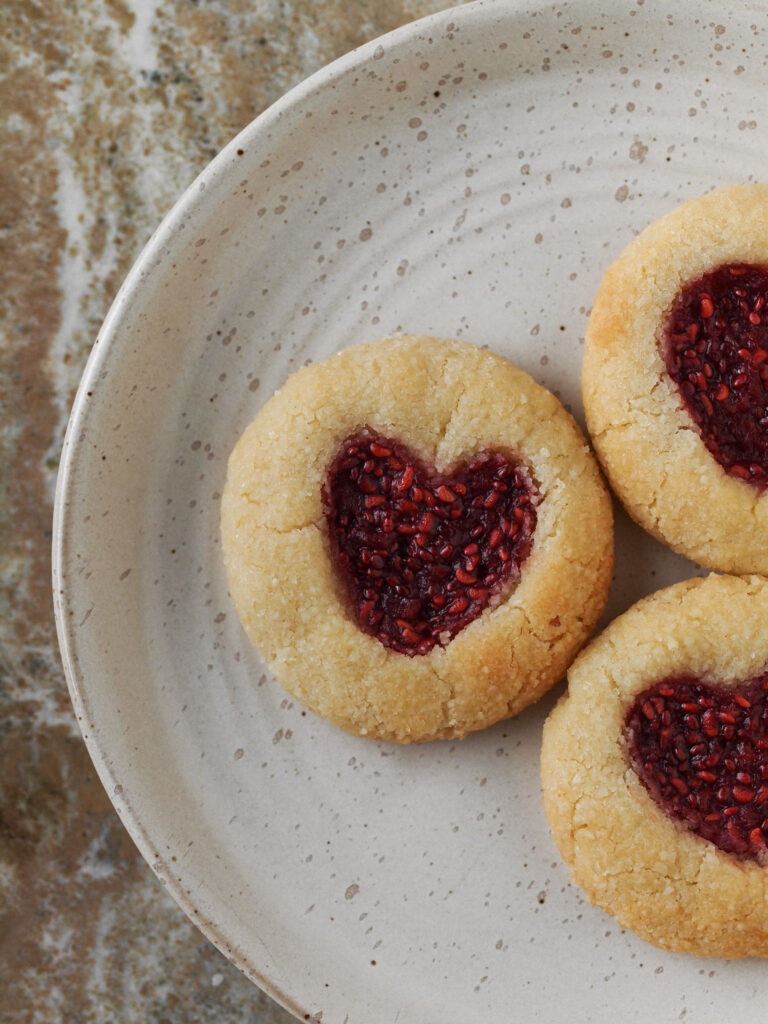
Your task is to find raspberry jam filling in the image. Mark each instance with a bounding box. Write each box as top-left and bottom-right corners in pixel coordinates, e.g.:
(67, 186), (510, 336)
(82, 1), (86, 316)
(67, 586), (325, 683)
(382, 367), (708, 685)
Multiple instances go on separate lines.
(626, 674), (768, 862)
(664, 262), (768, 487)
(323, 433), (538, 655)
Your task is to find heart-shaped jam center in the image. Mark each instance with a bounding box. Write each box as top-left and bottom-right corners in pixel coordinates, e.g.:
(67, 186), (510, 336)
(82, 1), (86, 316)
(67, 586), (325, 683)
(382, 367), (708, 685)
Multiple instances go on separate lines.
(626, 675), (768, 862)
(323, 433), (538, 655)
(664, 262), (768, 488)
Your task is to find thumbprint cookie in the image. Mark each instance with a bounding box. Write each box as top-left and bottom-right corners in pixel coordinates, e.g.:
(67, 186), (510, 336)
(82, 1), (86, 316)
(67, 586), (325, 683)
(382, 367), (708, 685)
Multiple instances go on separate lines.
(542, 574), (768, 958)
(222, 334), (613, 743)
(583, 184), (768, 574)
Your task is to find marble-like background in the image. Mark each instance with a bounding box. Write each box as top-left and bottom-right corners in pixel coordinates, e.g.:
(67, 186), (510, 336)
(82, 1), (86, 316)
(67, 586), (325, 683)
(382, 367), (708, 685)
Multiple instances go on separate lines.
(0, 1), (461, 1019)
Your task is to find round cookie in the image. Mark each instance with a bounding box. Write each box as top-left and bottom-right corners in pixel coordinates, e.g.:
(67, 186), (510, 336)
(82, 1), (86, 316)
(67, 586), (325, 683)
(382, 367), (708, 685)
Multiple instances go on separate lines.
(541, 574), (768, 959)
(583, 184), (768, 574)
(222, 334), (613, 743)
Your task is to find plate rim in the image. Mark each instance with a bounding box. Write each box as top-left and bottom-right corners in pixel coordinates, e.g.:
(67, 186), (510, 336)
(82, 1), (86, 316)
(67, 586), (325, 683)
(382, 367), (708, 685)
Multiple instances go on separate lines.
(51, 0), (508, 1016)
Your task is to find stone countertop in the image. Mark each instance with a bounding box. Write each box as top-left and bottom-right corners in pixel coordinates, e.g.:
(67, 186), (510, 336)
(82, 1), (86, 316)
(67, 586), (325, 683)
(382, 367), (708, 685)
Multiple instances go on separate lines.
(1, 1), (458, 1019)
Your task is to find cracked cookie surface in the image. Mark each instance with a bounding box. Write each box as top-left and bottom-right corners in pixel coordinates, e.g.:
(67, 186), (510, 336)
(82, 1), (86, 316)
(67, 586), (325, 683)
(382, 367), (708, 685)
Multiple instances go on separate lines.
(222, 334), (613, 743)
(541, 574), (768, 958)
(583, 184), (768, 574)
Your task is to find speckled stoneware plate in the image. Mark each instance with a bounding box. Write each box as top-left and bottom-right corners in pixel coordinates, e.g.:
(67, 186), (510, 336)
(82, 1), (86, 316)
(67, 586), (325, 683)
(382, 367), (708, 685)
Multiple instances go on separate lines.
(53, 0), (768, 1020)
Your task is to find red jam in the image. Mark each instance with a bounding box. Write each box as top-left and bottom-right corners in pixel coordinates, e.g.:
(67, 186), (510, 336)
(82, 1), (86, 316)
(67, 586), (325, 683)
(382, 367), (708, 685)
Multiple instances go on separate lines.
(664, 263), (768, 487)
(626, 674), (768, 862)
(323, 433), (538, 655)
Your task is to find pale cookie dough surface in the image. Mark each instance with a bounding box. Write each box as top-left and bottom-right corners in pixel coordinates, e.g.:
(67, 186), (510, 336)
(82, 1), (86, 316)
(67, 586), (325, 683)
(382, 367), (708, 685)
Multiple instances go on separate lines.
(541, 574), (768, 959)
(221, 334), (613, 743)
(583, 183), (768, 574)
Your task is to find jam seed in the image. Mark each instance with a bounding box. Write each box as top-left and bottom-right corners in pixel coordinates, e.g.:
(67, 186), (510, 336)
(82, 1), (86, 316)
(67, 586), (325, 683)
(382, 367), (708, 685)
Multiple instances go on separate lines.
(419, 512), (436, 534)
(734, 786), (756, 803)
(397, 464), (414, 490)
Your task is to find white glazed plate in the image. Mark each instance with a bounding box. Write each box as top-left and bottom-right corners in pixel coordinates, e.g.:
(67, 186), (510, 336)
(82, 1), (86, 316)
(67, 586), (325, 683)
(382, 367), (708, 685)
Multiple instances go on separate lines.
(53, 1), (768, 1020)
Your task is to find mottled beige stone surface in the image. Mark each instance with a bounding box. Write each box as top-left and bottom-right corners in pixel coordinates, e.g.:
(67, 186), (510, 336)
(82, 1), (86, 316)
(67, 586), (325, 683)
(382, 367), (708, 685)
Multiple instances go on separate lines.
(0, 1), (463, 1019)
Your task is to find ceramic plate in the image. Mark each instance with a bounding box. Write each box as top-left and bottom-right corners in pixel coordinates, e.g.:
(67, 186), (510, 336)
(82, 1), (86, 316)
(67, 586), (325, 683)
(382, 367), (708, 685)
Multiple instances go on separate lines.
(53, 1), (768, 1020)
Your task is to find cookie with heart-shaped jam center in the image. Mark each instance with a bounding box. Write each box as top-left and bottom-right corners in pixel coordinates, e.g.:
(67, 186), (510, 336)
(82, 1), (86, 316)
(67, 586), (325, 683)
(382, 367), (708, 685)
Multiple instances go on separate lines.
(222, 335), (613, 743)
(542, 574), (768, 958)
(324, 433), (538, 655)
(583, 184), (768, 574)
